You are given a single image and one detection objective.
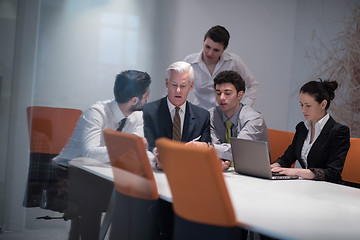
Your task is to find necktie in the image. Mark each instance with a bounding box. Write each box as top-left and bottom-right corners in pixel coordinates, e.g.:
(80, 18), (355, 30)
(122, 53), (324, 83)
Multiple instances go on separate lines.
(225, 119), (234, 167)
(117, 118), (127, 132)
(172, 107), (181, 141)
(224, 120), (233, 143)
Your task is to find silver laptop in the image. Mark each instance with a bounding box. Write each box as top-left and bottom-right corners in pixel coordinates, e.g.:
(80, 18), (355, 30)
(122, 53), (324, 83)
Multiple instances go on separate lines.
(230, 137), (298, 180)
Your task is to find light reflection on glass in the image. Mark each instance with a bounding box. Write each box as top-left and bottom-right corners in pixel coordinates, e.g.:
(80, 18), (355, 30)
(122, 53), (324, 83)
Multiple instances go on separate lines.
(99, 13), (139, 67)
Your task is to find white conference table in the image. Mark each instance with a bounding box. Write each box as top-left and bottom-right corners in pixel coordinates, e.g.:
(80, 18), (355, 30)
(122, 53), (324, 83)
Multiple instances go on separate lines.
(69, 159), (360, 240)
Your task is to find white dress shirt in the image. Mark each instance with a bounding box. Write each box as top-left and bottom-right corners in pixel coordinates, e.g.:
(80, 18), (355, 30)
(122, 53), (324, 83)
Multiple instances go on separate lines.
(300, 113), (330, 168)
(52, 99), (144, 165)
(184, 50), (259, 110)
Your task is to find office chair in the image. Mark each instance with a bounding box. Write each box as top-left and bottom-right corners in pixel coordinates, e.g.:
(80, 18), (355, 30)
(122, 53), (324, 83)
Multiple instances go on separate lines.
(24, 106), (82, 212)
(102, 129), (160, 240)
(341, 137), (360, 188)
(156, 138), (247, 240)
(267, 128), (296, 168)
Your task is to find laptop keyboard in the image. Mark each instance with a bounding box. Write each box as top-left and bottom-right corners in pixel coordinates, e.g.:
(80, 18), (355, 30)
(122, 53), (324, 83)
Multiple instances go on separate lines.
(272, 172), (299, 179)
(272, 172), (286, 176)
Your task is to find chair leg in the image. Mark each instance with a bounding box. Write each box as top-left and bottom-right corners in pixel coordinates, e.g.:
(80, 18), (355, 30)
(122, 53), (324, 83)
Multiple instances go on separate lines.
(99, 189), (116, 240)
(249, 231), (254, 240)
(68, 217), (80, 240)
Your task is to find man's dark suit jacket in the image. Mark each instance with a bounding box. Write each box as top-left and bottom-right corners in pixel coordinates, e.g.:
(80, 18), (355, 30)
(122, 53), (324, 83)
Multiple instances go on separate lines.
(275, 116), (350, 183)
(143, 97), (211, 151)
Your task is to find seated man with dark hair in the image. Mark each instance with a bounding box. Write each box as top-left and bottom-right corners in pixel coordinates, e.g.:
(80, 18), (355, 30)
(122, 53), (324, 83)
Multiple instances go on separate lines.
(189, 70), (268, 170)
(53, 70), (151, 166)
(52, 70), (152, 240)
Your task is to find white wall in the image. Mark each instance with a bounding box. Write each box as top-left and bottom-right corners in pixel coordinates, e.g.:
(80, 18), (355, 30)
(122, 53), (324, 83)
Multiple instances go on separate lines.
(33, 0), (159, 109)
(5, 0), (41, 230)
(4, 0), (359, 230)
(0, 0), (17, 227)
(288, 0), (360, 132)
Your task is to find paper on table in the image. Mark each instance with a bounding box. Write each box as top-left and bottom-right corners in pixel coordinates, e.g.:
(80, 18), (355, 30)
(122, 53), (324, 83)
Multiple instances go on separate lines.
(191, 136), (200, 141)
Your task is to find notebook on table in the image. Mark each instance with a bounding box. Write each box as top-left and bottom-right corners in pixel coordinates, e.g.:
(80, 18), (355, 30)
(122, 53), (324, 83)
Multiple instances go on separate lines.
(230, 137), (299, 180)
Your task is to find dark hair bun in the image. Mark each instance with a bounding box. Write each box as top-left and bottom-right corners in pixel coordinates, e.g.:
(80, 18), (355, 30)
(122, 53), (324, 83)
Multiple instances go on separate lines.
(322, 80), (338, 100)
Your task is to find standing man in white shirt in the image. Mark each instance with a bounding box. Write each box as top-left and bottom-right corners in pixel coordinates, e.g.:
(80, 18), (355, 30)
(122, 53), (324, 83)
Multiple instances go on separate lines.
(53, 69), (151, 166)
(184, 25), (258, 110)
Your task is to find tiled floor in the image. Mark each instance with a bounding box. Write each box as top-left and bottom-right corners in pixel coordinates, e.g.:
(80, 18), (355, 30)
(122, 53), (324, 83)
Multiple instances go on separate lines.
(0, 230), (260, 240)
(0, 208), (112, 240)
(0, 207), (70, 240)
(0, 207), (260, 240)
(0, 229), (68, 240)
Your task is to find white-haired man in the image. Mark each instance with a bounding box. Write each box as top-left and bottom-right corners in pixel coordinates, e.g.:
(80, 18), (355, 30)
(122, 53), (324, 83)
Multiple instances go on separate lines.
(143, 61), (210, 170)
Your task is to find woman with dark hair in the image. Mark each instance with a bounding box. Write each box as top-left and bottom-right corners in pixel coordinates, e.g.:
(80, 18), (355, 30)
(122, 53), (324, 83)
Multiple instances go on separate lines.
(271, 80), (350, 183)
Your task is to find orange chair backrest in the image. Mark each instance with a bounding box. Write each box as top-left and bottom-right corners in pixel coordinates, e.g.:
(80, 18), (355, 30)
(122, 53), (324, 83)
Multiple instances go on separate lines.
(103, 129), (158, 200)
(341, 138), (360, 184)
(156, 138), (238, 227)
(267, 129), (295, 163)
(27, 106), (82, 154)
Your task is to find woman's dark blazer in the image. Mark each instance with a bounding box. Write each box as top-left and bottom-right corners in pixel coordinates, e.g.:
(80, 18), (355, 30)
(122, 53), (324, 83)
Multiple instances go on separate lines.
(275, 116), (350, 183)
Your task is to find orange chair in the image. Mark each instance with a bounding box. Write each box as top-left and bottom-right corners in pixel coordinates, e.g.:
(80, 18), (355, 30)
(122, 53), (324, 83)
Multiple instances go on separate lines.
(156, 138), (247, 240)
(341, 138), (360, 187)
(27, 106), (82, 154)
(103, 129), (159, 240)
(24, 106), (82, 211)
(267, 129), (295, 167)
